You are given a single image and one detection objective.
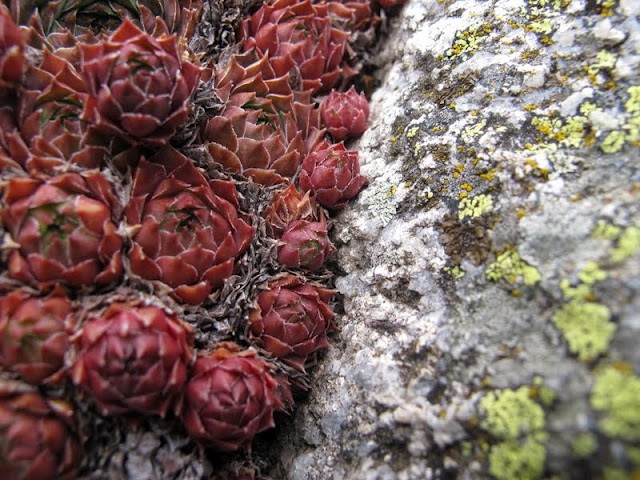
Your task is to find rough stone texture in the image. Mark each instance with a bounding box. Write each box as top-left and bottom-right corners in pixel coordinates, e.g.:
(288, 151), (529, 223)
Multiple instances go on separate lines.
(270, 0), (640, 479)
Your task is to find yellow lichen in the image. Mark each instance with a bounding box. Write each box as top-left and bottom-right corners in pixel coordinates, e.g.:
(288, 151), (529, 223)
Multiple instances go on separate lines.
(591, 364), (640, 441)
(486, 250), (542, 286)
(458, 194), (494, 220)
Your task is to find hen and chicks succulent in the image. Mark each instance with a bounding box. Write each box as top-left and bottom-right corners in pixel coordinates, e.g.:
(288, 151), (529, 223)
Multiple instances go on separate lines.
(0, 0), (403, 477)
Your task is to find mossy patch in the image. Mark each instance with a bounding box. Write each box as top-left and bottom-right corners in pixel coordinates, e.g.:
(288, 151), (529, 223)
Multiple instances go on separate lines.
(480, 385), (550, 480)
(591, 364), (640, 441)
(486, 249), (542, 286)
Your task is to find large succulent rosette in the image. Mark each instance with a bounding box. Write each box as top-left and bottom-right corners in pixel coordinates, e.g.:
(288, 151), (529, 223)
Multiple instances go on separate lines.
(299, 140), (367, 210)
(0, 380), (81, 480)
(181, 346), (280, 452)
(240, 0), (349, 94)
(70, 303), (194, 417)
(81, 18), (200, 147)
(249, 275), (335, 372)
(125, 148), (255, 304)
(0, 288), (73, 384)
(2, 171), (124, 289)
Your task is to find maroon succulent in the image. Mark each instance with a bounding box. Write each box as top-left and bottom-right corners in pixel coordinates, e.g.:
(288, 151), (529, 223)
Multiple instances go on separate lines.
(299, 140), (367, 209)
(2, 172), (124, 289)
(181, 346), (280, 452)
(240, 0), (349, 93)
(278, 220), (335, 270)
(71, 303), (194, 417)
(125, 147), (255, 304)
(0, 5), (24, 88)
(0, 288), (73, 385)
(0, 379), (81, 480)
(203, 50), (324, 186)
(81, 18), (200, 147)
(321, 85), (369, 140)
(378, 0), (407, 8)
(263, 184), (326, 237)
(249, 275), (335, 371)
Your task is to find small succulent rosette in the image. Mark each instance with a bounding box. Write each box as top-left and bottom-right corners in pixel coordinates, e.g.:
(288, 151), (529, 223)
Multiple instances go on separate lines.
(181, 344), (280, 452)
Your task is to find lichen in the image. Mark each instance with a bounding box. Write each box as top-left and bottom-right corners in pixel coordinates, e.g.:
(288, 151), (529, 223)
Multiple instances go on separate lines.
(480, 385), (549, 480)
(445, 23), (493, 60)
(486, 250), (542, 286)
(592, 220), (622, 241)
(591, 364), (640, 441)
(458, 194), (494, 220)
(551, 300), (614, 362)
(610, 224), (640, 263)
(572, 433), (598, 458)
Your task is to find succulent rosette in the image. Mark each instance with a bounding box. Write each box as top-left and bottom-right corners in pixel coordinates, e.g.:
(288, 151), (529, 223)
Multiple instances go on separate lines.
(81, 18), (200, 147)
(249, 275), (335, 371)
(299, 140), (367, 210)
(0, 5), (25, 88)
(278, 220), (335, 270)
(0, 288), (73, 385)
(71, 302), (194, 417)
(0, 380), (82, 480)
(2, 171), (124, 289)
(125, 147), (255, 304)
(263, 184), (326, 237)
(240, 0), (349, 93)
(181, 346), (280, 452)
(321, 85), (369, 140)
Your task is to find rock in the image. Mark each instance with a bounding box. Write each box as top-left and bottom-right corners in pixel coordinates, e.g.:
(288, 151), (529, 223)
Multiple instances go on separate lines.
(270, 0), (640, 478)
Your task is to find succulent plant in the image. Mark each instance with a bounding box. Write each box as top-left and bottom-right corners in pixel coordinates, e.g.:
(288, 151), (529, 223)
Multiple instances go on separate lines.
(277, 220), (335, 271)
(81, 18), (200, 147)
(249, 275), (334, 372)
(125, 147), (255, 304)
(2, 171), (124, 290)
(0, 379), (82, 480)
(240, 0), (349, 94)
(0, 288), (73, 385)
(0, 4), (25, 88)
(181, 345), (280, 452)
(203, 50), (324, 185)
(263, 184), (326, 238)
(71, 302), (194, 417)
(321, 85), (369, 141)
(299, 140), (367, 210)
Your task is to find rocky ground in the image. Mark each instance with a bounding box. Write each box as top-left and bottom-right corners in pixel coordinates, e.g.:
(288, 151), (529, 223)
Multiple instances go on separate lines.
(268, 0), (640, 478)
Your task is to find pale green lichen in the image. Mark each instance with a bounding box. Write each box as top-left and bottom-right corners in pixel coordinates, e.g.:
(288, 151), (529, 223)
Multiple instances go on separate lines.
(551, 300), (614, 362)
(446, 23), (493, 60)
(572, 432), (598, 458)
(462, 119), (487, 140)
(610, 224), (640, 263)
(592, 220), (622, 241)
(444, 265), (465, 279)
(488, 438), (546, 480)
(591, 364), (640, 441)
(480, 385), (549, 480)
(458, 194), (493, 220)
(577, 261), (607, 285)
(601, 130), (626, 153)
(601, 85), (640, 152)
(406, 126), (420, 138)
(486, 250), (542, 286)
(586, 50), (617, 79)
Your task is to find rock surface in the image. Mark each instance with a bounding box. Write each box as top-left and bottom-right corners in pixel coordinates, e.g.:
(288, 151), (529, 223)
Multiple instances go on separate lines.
(270, 0), (640, 478)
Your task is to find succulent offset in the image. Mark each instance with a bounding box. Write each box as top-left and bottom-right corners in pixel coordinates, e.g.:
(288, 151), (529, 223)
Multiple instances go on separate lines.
(0, 0), (397, 476)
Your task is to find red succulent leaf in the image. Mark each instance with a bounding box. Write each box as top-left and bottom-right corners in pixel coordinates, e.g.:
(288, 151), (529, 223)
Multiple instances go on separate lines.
(2, 171), (124, 290)
(81, 18), (200, 147)
(321, 85), (369, 141)
(181, 346), (280, 452)
(249, 275), (335, 372)
(0, 288), (73, 385)
(299, 140), (367, 210)
(70, 303), (194, 417)
(0, 379), (82, 480)
(125, 147), (255, 304)
(0, 5), (25, 88)
(277, 220), (335, 270)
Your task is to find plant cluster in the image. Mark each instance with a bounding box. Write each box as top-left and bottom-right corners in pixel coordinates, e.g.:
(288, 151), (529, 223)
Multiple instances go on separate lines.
(0, 0), (404, 477)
